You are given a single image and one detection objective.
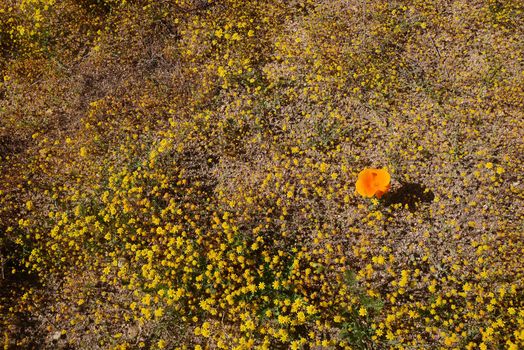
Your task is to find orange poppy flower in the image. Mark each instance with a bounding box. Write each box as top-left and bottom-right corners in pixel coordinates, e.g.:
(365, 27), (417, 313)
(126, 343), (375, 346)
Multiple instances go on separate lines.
(356, 168), (391, 198)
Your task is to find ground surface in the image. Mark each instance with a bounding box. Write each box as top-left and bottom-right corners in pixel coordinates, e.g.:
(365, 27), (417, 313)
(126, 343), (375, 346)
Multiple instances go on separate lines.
(1, 0), (523, 349)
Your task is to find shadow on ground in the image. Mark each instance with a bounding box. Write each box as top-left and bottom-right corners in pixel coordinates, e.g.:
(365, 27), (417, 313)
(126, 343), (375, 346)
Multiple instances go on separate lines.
(383, 182), (435, 210)
(0, 255), (46, 349)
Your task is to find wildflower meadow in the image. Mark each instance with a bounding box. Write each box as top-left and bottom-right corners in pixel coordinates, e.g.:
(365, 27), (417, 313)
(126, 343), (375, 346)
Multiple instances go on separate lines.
(0, 0), (523, 349)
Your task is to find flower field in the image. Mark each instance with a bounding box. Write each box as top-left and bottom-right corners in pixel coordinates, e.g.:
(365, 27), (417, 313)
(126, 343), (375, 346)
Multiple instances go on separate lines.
(0, 0), (523, 349)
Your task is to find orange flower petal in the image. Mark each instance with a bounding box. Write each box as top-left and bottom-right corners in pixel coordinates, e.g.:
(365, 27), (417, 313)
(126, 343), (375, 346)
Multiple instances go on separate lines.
(356, 169), (375, 197)
(356, 168), (391, 198)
